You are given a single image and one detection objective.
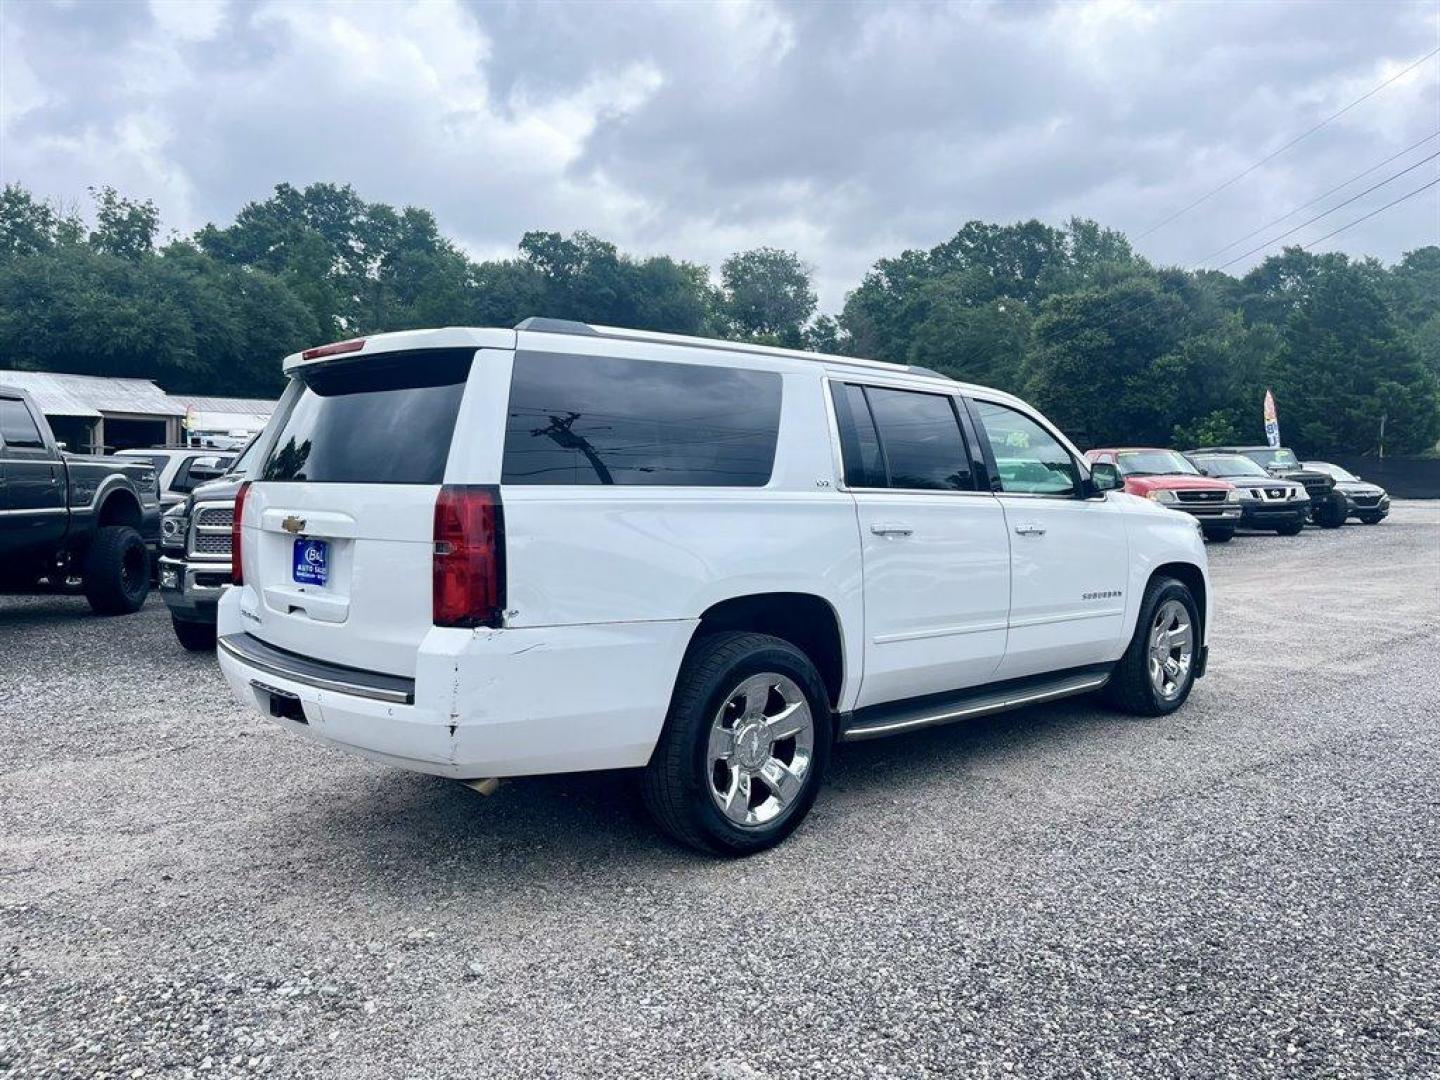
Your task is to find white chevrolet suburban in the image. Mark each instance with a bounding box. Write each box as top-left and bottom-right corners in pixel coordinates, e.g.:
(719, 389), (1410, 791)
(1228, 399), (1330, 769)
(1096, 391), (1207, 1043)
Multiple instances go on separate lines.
(217, 319), (1210, 854)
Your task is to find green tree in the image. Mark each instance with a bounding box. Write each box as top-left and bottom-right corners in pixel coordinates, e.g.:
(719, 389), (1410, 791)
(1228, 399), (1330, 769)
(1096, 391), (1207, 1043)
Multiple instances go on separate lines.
(89, 186), (160, 260)
(720, 247), (816, 346)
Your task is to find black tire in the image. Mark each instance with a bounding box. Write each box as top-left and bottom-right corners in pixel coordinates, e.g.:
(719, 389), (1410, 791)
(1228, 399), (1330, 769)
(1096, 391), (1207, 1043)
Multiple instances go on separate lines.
(83, 526), (150, 615)
(641, 631), (832, 856)
(1359, 514), (1383, 525)
(1275, 521), (1304, 536)
(1203, 527), (1234, 543)
(1103, 575), (1200, 717)
(1316, 502), (1345, 529)
(172, 616), (217, 652)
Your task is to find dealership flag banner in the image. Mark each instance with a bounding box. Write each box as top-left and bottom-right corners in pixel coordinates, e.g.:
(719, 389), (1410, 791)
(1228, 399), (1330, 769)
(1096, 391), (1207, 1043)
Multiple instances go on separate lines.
(1263, 390), (1280, 449)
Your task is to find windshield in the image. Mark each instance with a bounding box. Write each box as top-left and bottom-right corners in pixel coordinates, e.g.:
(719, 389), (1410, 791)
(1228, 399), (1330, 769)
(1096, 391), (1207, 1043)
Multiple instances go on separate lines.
(226, 434), (261, 477)
(1245, 448), (1300, 469)
(1305, 461), (1358, 482)
(1115, 449), (1198, 477)
(1191, 453), (1268, 478)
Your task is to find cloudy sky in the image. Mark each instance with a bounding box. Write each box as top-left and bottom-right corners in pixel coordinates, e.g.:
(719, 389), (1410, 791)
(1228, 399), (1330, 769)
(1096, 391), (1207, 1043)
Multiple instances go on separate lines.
(2, 0), (1437, 310)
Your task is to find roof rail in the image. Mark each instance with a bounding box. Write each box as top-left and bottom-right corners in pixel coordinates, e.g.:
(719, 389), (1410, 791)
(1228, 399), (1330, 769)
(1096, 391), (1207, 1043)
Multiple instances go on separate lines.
(514, 316), (935, 377)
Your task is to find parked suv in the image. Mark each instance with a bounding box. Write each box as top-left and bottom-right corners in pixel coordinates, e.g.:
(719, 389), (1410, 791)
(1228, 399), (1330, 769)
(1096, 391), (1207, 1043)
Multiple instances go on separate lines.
(217, 320), (1211, 854)
(1190, 446), (1345, 528)
(1184, 451), (1309, 534)
(1303, 462), (1390, 525)
(1084, 448), (1240, 542)
(158, 435), (259, 650)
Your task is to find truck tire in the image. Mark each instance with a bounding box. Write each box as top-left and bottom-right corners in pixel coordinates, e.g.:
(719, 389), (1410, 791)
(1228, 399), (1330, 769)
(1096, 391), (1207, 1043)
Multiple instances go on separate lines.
(1103, 575), (1200, 717)
(83, 526), (150, 615)
(172, 616), (217, 652)
(1202, 526), (1234, 543)
(1316, 501), (1346, 529)
(641, 631), (832, 856)
(1276, 521), (1304, 536)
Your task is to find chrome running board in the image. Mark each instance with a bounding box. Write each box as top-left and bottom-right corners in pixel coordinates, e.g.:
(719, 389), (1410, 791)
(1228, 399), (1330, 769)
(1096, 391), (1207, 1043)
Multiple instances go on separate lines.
(839, 665), (1112, 742)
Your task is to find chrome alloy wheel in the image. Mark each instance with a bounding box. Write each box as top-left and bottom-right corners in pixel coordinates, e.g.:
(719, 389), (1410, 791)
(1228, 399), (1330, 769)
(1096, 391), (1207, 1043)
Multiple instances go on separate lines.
(707, 672), (815, 828)
(1147, 599), (1194, 701)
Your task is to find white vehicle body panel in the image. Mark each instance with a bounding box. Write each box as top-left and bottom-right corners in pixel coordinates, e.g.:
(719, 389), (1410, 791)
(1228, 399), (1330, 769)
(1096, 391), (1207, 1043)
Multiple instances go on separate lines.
(220, 322), (1211, 781)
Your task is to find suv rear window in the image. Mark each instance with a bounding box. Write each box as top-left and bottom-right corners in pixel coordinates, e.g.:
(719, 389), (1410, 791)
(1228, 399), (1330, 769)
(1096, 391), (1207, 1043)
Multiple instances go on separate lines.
(261, 350), (472, 484)
(502, 351), (781, 487)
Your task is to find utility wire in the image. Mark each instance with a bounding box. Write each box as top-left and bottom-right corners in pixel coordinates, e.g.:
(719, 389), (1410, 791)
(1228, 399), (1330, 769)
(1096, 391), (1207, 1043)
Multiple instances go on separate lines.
(1134, 47), (1440, 241)
(1211, 148), (1440, 271)
(1301, 176), (1440, 249)
(1197, 129), (1440, 263)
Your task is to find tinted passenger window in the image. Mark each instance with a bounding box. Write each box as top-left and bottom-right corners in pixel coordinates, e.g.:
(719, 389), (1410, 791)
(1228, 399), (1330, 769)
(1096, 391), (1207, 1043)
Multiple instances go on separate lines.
(503, 352), (781, 486)
(262, 350), (472, 484)
(831, 383), (885, 488)
(0, 399), (45, 447)
(972, 400), (1077, 496)
(865, 387), (973, 491)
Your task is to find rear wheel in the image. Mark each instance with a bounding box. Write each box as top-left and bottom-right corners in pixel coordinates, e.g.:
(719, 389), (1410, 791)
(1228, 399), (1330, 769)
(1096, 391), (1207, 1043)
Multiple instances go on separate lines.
(83, 526), (150, 615)
(1104, 576), (1199, 717)
(641, 631), (831, 855)
(1203, 526), (1234, 543)
(172, 616), (217, 652)
(1275, 521), (1304, 536)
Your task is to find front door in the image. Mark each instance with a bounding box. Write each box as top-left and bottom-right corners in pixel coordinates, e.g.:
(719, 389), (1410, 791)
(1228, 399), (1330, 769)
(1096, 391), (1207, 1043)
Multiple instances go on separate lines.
(832, 381), (1011, 709)
(0, 394), (67, 560)
(966, 397), (1130, 680)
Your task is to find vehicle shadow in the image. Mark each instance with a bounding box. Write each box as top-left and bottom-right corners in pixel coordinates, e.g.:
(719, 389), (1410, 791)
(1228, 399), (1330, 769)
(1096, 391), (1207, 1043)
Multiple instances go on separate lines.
(294, 693), (1127, 887)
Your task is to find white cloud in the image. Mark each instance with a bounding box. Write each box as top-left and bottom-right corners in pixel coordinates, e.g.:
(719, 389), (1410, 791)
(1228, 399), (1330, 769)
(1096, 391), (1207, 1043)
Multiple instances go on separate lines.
(1, 0), (1435, 312)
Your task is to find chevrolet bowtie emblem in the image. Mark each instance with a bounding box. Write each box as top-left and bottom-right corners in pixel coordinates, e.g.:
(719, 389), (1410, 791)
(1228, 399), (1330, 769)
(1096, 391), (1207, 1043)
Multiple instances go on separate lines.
(281, 515), (307, 535)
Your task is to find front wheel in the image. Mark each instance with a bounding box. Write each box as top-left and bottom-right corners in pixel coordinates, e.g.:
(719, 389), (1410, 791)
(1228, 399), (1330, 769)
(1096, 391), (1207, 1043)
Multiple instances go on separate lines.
(641, 632), (832, 856)
(1359, 514), (1384, 525)
(1316, 502), (1346, 529)
(1203, 527), (1234, 543)
(1276, 521), (1304, 536)
(1104, 576), (1200, 717)
(83, 526), (150, 615)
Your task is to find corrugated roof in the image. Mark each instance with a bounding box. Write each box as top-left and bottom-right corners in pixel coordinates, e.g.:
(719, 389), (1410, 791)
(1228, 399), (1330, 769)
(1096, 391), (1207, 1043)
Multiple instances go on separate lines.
(167, 394), (277, 415)
(0, 370), (184, 417)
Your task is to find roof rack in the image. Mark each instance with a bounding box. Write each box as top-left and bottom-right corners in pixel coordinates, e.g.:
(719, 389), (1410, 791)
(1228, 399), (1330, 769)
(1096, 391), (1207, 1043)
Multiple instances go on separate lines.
(513, 317), (943, 378)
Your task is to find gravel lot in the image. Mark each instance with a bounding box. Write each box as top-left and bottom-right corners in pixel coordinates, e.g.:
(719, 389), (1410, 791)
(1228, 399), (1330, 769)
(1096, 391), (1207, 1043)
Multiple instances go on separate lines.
(2, 503), (1437, 1079)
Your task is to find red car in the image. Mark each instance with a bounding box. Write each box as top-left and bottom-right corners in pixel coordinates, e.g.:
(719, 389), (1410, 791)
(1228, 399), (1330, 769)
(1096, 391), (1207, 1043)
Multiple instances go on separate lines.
(1085, 447), (1241, 542)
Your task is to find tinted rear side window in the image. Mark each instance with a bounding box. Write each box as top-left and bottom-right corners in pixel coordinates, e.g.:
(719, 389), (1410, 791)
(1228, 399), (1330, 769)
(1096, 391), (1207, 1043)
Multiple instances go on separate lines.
(262, 350), (472, 484)
(502, 351), (781, 486)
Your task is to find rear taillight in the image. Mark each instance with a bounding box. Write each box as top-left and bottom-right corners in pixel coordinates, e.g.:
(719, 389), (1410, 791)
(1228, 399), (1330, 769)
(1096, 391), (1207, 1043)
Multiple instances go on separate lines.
(433, 485), (505, 628)
(301, 338), (366, 361)
(232, 481), (251, 586)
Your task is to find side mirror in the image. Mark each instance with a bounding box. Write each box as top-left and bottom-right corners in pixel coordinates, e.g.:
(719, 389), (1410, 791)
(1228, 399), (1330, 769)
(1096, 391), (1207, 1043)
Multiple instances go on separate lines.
(1089, 461), (1122, 494)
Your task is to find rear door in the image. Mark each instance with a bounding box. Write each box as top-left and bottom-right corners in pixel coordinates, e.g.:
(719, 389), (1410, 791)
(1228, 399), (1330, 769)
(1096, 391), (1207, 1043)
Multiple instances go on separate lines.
(0, 394), (67, 558)
(965, 397), (1129, 680)
(833, 381), (1011, 709)
(241, 349), (477, 677)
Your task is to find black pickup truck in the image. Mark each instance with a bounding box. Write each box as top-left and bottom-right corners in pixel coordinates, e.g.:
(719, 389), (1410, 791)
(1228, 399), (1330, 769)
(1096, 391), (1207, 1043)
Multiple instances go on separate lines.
(1189, 445), (1347, 528)
(1, 386), (161, 614)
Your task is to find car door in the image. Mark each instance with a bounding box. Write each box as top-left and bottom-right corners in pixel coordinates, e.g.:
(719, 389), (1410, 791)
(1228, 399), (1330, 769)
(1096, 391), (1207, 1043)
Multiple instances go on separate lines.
(0, 394), (67, 558)
(831, 380), (1011, 709)
(966, 396), (1130, 680)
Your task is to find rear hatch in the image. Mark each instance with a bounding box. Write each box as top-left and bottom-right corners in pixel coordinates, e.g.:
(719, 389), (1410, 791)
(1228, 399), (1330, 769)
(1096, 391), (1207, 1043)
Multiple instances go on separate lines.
(241, 349), (474, 677)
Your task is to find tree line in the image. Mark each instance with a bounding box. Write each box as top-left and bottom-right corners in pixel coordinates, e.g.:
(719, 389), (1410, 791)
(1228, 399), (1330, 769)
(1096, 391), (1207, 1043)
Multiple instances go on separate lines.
(1, 181), (1436, 455)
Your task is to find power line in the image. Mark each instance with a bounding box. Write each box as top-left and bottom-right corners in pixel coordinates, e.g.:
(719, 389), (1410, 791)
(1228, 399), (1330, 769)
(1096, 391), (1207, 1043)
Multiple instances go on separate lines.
(1211, 148), (1440, 271)
(1301, 176), (1440, 249)
(1134, 47), (1440, 241)
(1197, 130), (1440, 263)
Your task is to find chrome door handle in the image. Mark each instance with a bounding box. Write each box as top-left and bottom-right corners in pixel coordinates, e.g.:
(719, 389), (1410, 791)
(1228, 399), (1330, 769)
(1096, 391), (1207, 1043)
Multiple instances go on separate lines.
(1014, 523), (1046, 536)
(870, 523), (914, 537)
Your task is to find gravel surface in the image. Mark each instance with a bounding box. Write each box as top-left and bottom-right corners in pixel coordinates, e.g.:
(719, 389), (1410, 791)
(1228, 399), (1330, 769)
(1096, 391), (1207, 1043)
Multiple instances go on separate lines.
(2, 504), (1437, 1079)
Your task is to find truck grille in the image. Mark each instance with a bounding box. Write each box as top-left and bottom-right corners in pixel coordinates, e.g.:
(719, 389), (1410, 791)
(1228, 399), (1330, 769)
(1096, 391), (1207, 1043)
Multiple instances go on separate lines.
(1301, 479), (1332, 498)
(187, 500), (234, 560)
(1176, 490), (1225, 503)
